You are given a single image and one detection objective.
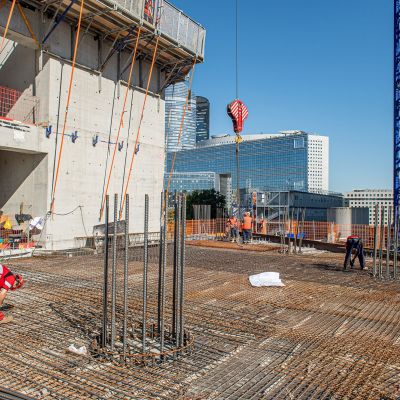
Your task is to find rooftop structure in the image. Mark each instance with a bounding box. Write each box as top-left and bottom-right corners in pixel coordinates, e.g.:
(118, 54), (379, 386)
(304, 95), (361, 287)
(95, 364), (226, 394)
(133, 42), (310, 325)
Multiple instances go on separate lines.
(344, 189), (393, 225)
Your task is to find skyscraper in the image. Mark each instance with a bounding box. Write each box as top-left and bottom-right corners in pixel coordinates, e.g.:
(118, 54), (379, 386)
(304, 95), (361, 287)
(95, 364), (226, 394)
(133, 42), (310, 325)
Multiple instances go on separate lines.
(165, 78), (197, 152)
(195, 96), (210, 143)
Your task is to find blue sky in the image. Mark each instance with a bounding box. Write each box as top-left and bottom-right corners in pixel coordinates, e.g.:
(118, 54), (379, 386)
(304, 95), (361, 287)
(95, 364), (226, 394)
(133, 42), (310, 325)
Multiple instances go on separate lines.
(172, 0), (393, 193)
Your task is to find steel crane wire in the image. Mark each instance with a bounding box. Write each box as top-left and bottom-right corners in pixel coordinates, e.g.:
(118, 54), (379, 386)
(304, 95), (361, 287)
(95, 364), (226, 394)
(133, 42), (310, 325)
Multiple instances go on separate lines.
(50, 0), (85, 213)
(99, 26), (142, 220)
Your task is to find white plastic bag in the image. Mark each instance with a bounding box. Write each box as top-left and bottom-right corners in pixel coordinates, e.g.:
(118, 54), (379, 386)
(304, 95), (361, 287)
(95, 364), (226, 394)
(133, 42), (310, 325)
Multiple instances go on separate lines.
(67, 344), (87, 356)
(249, 272), (285, 287)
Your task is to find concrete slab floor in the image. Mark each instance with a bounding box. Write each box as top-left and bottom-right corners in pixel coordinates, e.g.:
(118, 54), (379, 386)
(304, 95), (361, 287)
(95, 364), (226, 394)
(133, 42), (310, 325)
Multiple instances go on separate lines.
(1, 246), (400, 399)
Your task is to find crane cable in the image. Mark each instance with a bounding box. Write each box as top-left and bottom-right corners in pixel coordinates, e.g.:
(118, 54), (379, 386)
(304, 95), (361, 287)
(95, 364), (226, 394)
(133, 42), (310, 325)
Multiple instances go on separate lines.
(0, 0), (17, 53)
(235, 0), (241, 216)
(99, 27), (142, 220)
(164, 56), (197, 205)
(119, 35), (160, 219)
(51, 0), (85, 213)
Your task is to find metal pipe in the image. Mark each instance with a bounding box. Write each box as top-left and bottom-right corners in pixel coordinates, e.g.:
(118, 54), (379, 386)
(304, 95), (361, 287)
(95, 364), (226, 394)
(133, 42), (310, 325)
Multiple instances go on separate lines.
(142, 194), (149, 353)
(122, 194), (129, 357)
(101, 195), (109, 348)
(111, 193), (118, 349)
(373, 204), (379, 277)
(386, 205), (392, 279)
(378, 206), (385, 278)
(179, 193), (186, 350)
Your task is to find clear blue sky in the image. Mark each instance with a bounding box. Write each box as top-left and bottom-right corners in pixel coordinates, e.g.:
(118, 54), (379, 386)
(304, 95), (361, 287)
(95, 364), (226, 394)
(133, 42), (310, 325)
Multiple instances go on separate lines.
(172, 0), (393, 193)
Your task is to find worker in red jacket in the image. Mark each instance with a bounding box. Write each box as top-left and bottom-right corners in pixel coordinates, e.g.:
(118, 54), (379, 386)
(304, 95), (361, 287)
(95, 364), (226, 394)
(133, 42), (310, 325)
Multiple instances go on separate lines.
(0, 263), (24, 324)
(343, 235), (365, 271)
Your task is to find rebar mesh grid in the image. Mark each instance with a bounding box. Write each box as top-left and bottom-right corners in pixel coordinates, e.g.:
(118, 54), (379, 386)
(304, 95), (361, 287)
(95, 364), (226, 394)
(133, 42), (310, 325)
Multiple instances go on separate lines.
(1, 247), (400, 399)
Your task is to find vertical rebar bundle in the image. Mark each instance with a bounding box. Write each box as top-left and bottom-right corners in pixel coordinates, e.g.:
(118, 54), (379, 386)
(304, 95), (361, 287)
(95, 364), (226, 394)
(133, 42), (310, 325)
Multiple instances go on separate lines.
(98, 191), (192, 364)
(373, 204), (379, 277)
(386, 206), (392, 279)
(111, 193), (118, 349)
(378, 206), (385, 278)
(122, 194), (129, 357)
(142, 194), (149, 353)
(101, 195), (109, 348)
(179, 194), (187, 349)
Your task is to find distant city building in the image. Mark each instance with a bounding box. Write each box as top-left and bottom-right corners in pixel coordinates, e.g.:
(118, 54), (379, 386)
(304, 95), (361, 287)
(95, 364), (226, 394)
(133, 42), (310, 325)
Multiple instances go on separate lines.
(344, 189), (393, 225)
(166, 131), (330, 198)
(195, 96), (210, 142)
(165, 79), (197, 152)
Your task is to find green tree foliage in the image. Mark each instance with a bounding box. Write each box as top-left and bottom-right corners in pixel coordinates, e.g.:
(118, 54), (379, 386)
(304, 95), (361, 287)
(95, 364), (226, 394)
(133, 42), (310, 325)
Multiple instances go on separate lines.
(186, 189), (226, 219)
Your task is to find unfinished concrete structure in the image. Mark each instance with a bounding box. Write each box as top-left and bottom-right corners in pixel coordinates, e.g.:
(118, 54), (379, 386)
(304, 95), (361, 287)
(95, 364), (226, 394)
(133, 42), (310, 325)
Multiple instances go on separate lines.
(0, 0), (205, 249)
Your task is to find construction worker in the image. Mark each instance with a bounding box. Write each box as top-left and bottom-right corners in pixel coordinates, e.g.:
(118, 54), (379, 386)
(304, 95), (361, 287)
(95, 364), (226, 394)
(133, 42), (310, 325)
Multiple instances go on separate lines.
(257, 217), (265, 233)
(343, 235), (366, 271)
(0, 263), (24, 324)
(227, 215), (238, 242)
(242, 212), (252, 244)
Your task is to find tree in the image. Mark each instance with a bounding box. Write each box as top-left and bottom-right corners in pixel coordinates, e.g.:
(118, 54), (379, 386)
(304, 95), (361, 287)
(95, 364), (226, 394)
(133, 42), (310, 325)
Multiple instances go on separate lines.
(186, 189), (226, 219)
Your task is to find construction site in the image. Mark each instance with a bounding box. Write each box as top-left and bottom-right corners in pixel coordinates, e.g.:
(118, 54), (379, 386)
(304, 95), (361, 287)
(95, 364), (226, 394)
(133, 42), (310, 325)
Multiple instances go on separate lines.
(1, 0), (400, 399)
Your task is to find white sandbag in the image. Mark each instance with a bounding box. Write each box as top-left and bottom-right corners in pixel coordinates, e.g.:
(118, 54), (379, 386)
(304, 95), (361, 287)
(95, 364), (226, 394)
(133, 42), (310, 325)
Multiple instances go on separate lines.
(249, 272), (285, 287)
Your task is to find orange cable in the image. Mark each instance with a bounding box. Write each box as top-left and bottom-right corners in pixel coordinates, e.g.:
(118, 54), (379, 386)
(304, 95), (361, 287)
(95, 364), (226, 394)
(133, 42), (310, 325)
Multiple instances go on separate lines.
(99, 27), (142, 220)
(50, 0), (85, 213)
(0, 0), (17, 53)
(119, 35), (160, 219)
(16, 1), (39, 49)
(164, 57), (197, 202)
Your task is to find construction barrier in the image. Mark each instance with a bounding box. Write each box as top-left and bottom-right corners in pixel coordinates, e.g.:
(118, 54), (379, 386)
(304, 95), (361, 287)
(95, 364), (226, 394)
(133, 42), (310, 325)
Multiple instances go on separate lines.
(0, 86), (39, 125)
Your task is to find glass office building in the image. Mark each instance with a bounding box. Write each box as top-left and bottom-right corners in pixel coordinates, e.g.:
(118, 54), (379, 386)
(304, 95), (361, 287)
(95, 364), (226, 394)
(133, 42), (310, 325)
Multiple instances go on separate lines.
(166, 131), (329, 195)
(195, 96), (210, 143)
(165, 79), (197, 152)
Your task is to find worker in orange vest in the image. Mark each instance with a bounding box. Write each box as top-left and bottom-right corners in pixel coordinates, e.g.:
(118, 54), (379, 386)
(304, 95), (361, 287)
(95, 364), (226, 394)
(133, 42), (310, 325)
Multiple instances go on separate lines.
(227, 215), (238, 242)
(242, 212), (252, 243)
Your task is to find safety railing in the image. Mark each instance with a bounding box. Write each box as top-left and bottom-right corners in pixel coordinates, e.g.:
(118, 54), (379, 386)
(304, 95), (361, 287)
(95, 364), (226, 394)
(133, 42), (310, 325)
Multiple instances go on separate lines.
(176, 219), (391, 250)
(110, 0), (205, 57)
(0, 86), (40, 125)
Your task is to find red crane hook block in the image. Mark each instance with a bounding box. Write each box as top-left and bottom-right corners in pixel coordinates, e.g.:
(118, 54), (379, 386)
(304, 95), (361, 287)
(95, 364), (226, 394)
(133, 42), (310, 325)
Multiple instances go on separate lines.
(227, 99), (249, 134)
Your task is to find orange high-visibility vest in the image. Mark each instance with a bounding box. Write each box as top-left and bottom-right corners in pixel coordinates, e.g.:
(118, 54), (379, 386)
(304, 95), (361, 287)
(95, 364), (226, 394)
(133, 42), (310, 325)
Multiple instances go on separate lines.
(228, 217), (238, 227)
(242, 216), (252, 230)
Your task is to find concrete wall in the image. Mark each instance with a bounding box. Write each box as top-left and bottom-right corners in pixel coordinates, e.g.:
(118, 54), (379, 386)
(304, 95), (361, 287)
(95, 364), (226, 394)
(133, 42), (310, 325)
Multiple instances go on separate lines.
(0, 8), (167, 249)
(0, 149), (48, 223)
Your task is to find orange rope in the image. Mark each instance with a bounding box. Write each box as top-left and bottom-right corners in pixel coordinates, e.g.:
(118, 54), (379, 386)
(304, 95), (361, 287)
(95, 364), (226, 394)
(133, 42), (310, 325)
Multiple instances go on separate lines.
(50, 0), (85, 213)
(119, 36), (160, 219)
(99, 27), (142, 220)
(0, 0), (17, 53)
(164, 57), (197, 202)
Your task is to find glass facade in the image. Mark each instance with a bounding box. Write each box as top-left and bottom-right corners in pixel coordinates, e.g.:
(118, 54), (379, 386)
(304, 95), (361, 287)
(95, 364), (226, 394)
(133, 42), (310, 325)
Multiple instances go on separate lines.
(166, 172), (217, 193)
(165, 79), (197, 152)
(166, 133), (309, 193)
(195, 96), (210, 143)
